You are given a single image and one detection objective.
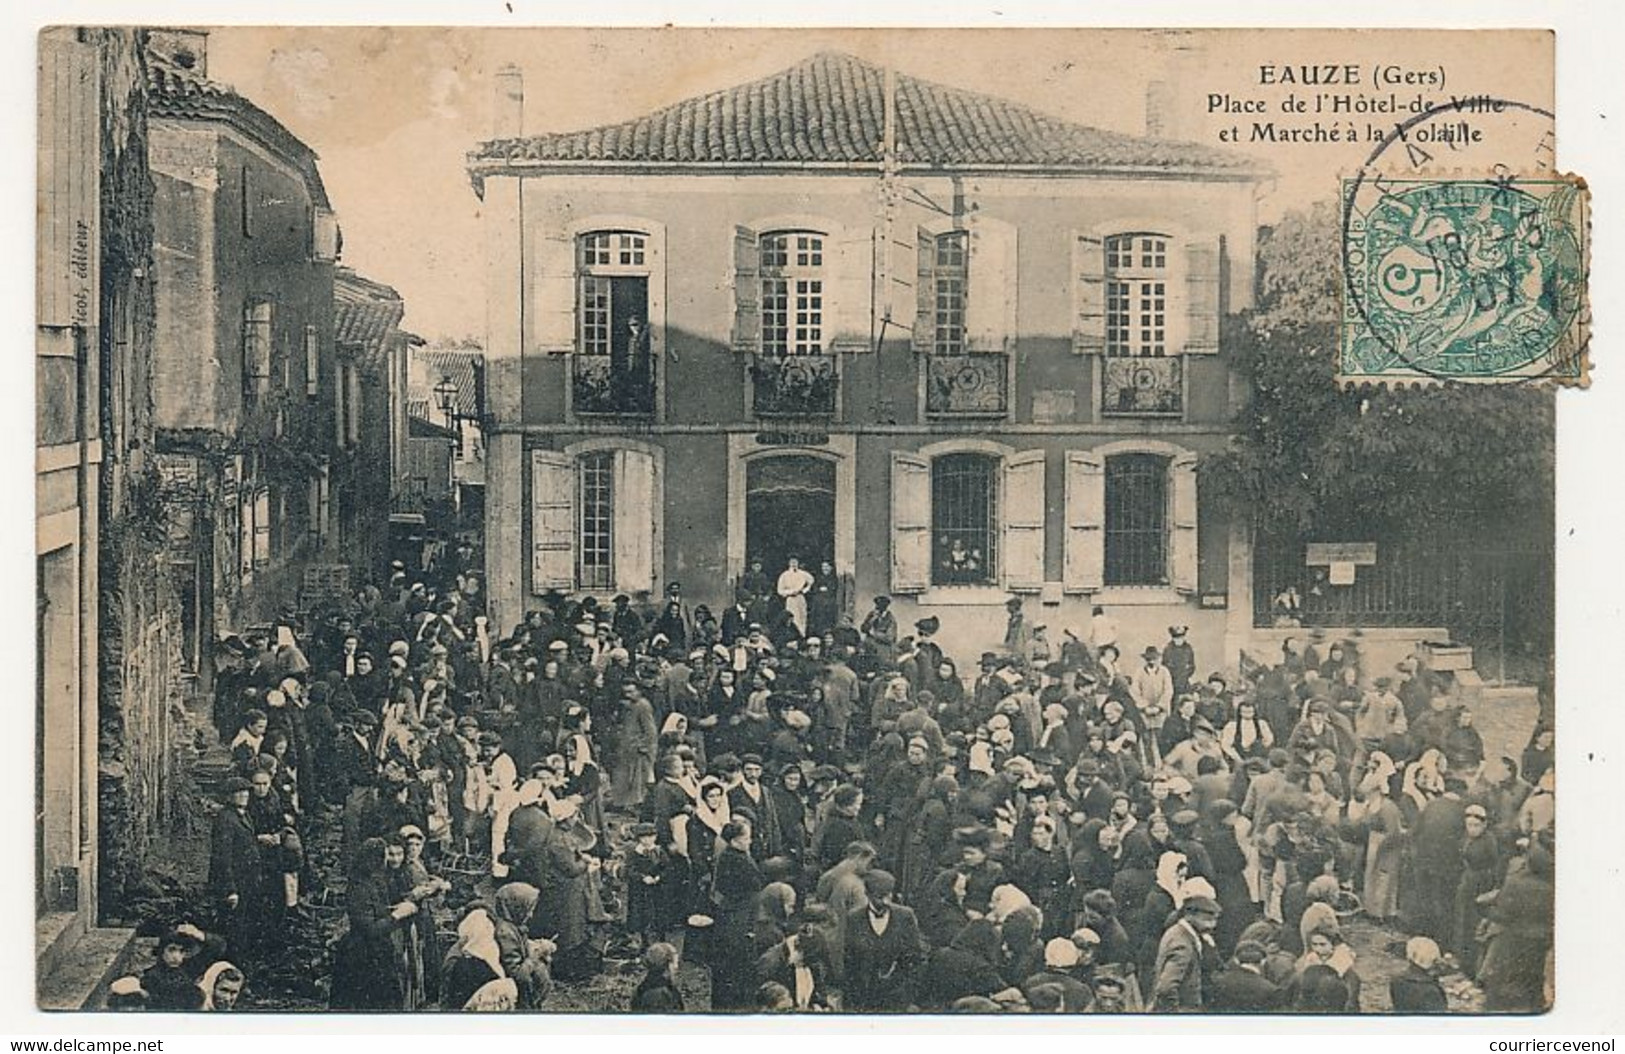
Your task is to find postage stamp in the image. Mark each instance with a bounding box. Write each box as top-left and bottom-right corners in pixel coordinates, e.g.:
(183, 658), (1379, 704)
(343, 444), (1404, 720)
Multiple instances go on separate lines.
(1339, 173), (1590, 386)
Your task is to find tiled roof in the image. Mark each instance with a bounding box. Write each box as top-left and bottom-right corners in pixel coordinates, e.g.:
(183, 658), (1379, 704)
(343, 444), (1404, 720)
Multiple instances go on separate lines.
(146, 54), (331, 208)
(470, 51), (1259, 177)
(415, 348), (483, 418)
(333, 267), (405, 356)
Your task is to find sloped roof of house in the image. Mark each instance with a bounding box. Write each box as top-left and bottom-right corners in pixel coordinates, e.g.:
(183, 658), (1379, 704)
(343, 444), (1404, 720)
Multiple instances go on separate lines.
(334, 268), (413, 366)
(469, 51), (1262, 183)
(415, 348), (483, 418)
(146, 53), (332, 209)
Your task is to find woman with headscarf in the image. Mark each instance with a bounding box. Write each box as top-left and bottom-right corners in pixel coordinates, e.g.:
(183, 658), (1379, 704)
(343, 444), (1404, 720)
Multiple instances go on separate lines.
(1296, 875), (1342, 954)
(529, 797), (597, 983)
(751, 881), (799, 957)
(440, 906), (513, 1010)
(196, 961), (246, 1011)
(490, 882), (555, 1009)
(1291, 921), (1361, 1011)
(689, 778), (732, 896)
(329, 836), (414, 1010)
(1134, 850), (1189, 983)
(1349, 751), (1406, 922)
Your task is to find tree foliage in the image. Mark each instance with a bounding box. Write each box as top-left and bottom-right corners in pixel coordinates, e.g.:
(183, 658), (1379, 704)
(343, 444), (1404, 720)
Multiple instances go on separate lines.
(1203, 200), (1555, 540)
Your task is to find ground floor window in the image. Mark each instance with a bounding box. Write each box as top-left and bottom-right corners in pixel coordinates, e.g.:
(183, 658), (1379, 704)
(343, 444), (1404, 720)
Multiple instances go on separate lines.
(1105, 453), (1169, 586)
(931, 453), (997, 586)
(578, 451), (614, 591)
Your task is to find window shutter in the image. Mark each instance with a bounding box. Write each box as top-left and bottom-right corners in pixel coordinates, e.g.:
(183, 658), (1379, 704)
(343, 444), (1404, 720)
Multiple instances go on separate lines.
(304, 325), (319, 395)
(252, 488), (272, 568)
(966, 221), (1018, 353)
(1001, 450), (1046, 591)
(531, 451), (577, 592)
(1183, 239), (1221, 354)
(535, 229), (575, 353)
(913, 228), (936, 354)
(730, 225), (761, 353)
(1063, 450), (1105, 593)
(1170, 452), (1199, 593)
(239, 492), (255, 577)
(312, 208), (340, 261)
(613, 448), (657, 595)
(889, 452), (931, 594)
(829, 226), (874, 353)
(1071, 232), (1106, 355)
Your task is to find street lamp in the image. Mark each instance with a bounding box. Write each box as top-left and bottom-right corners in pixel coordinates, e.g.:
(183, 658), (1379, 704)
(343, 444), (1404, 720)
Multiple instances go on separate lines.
(433, 375), (459, 429)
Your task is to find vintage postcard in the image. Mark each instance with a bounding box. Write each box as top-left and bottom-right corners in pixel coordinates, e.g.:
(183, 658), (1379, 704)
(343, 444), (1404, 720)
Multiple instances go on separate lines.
(35, 26), (1567, 1016)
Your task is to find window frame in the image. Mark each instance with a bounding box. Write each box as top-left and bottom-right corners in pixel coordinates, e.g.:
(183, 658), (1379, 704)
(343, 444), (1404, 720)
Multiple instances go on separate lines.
(929, 451), (1000, 588)
(1105, 232), (1170, 359)
(759, 229), (827, 357)
(576, 450), (616, 592)
(1102, 452), (1171, 587)
(932, 231), (969, 356)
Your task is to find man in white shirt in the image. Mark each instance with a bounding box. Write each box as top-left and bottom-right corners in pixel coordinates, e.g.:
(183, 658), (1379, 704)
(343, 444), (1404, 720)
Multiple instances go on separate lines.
(776, 556), (815, 636)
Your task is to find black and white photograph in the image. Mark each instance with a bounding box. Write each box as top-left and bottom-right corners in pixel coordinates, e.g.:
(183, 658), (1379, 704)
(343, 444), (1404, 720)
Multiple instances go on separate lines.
(28, 21), (1599, 1021)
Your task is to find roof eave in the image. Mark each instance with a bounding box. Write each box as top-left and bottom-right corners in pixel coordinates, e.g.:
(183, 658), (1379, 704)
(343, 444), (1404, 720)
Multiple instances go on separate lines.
(464, 157), (1273, 184)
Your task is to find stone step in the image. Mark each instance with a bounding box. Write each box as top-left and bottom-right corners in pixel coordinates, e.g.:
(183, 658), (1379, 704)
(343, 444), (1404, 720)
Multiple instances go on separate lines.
(36, 926), (138, 1011)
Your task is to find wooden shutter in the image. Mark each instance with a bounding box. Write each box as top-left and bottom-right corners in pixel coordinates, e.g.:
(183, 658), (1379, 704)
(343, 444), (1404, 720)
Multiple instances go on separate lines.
(534, 229), (575, 353)
(1170, 452), (1199, 593)
(829, 226), (874, 353)
(890, 452), (931, 594)
(304, 325), (319, 395)
(1183, 239), (1221, 354)
(1001, 450), (1046, 591)
(966, 221), (1018, 353)
(37, 34), (100, 330)
(1063, 450), (1105, 593)
(730, 225), (760, 353)
(252, 488), (272, 568)
(531, 451), (576, 592)
(239, 492), (255, 577)
(1071, 232), (1106, 355)
(912, 228), (936, 354)
(613, 448), (657, 595)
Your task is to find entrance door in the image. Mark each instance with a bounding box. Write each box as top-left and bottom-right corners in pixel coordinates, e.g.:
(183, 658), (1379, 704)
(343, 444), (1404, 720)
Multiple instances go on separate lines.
(745, 455), (836, 583)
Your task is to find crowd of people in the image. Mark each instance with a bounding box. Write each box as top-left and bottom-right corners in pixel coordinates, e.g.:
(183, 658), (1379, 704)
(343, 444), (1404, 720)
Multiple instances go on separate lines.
(106, 545), (1556, 1014)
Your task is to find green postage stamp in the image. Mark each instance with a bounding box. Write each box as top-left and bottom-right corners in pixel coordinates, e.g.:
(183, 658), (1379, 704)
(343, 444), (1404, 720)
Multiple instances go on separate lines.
(1339, 173), (1590, 386)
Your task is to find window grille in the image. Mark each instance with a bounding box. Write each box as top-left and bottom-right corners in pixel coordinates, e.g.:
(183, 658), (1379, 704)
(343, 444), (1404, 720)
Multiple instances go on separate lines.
(931, 453), (998, 586)
(1104, 453), (1169, 586)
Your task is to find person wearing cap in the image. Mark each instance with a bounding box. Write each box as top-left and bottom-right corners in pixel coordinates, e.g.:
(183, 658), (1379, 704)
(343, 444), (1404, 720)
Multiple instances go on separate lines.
(1387, 935), (1448, 1012)
(1210, 939), (1286, 1012)
(1164, 715), (1226, 783)
(1162, 626), (1196, 697)
(209, 776), (264, 960)
(1150, 893), (1222, 1011)
(1130, 646), (1175, 768)
(839, 868), (925, 1010)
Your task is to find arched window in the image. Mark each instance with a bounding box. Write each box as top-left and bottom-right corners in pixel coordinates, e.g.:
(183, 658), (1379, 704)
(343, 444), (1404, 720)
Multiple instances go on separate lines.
(760, 230), (825, 356)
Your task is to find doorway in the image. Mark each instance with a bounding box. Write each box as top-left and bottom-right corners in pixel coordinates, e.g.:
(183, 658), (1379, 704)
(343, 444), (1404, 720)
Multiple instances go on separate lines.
(745, 455), (836, 583)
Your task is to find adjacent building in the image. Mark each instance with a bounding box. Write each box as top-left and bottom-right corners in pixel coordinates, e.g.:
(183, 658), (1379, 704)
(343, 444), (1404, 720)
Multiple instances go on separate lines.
(146, 29), (343, 673)
(37, 26), (186, 1003)
(468, 53), (1268, 660)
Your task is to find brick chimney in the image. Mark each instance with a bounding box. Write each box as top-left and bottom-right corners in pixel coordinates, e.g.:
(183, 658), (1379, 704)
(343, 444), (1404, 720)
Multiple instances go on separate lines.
(147, 27), (209, 76)
(493, 64), (524, 139)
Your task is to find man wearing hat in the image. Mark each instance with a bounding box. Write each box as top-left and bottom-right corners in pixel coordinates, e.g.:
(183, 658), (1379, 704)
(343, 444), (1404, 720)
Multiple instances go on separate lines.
(859, 595), (898, 666)
(1130, 645), (1175, 766)
(842, 869), (926, 1011)
(729, 754), (784, 861)
(913, 616), (943, 681)
(209, 776), (263, 960)
(1150, 893), (1222, 1011)
(1163, 626), (1196, 697)
(973, 652), (1010, 719)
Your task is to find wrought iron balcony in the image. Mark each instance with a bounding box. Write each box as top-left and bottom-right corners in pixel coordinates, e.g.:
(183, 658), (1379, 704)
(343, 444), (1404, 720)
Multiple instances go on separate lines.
(572, 354), (655, 416)
(1101, 355), (1184, 417)
(751, 353), (837, 417)
(926, 352), (1009, 417)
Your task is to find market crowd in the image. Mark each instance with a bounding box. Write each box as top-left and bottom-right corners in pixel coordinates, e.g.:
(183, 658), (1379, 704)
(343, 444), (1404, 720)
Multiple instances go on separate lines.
(107, 544), (1555, 1015)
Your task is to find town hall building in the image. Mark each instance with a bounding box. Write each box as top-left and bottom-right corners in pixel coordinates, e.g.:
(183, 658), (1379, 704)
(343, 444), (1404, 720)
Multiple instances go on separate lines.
(467, 52), (1270, 662)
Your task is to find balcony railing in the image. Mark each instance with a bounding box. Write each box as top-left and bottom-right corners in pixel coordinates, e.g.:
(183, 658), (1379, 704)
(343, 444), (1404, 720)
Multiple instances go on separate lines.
(1101, 355), (1184, 417)
(926, 352), (1009, 417)
(751, 353), (837, 417)
(572, 354), (655, 416)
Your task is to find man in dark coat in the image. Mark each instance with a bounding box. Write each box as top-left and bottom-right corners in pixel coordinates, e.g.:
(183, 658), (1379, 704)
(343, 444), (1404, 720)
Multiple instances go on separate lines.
(841, 870), (925, 1011)
(1209, 940), (1286, 1012)
(1150, 894), (1221, 1011)
(208, 777), (263, 960)
(1387, 936), (1449, 1013)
